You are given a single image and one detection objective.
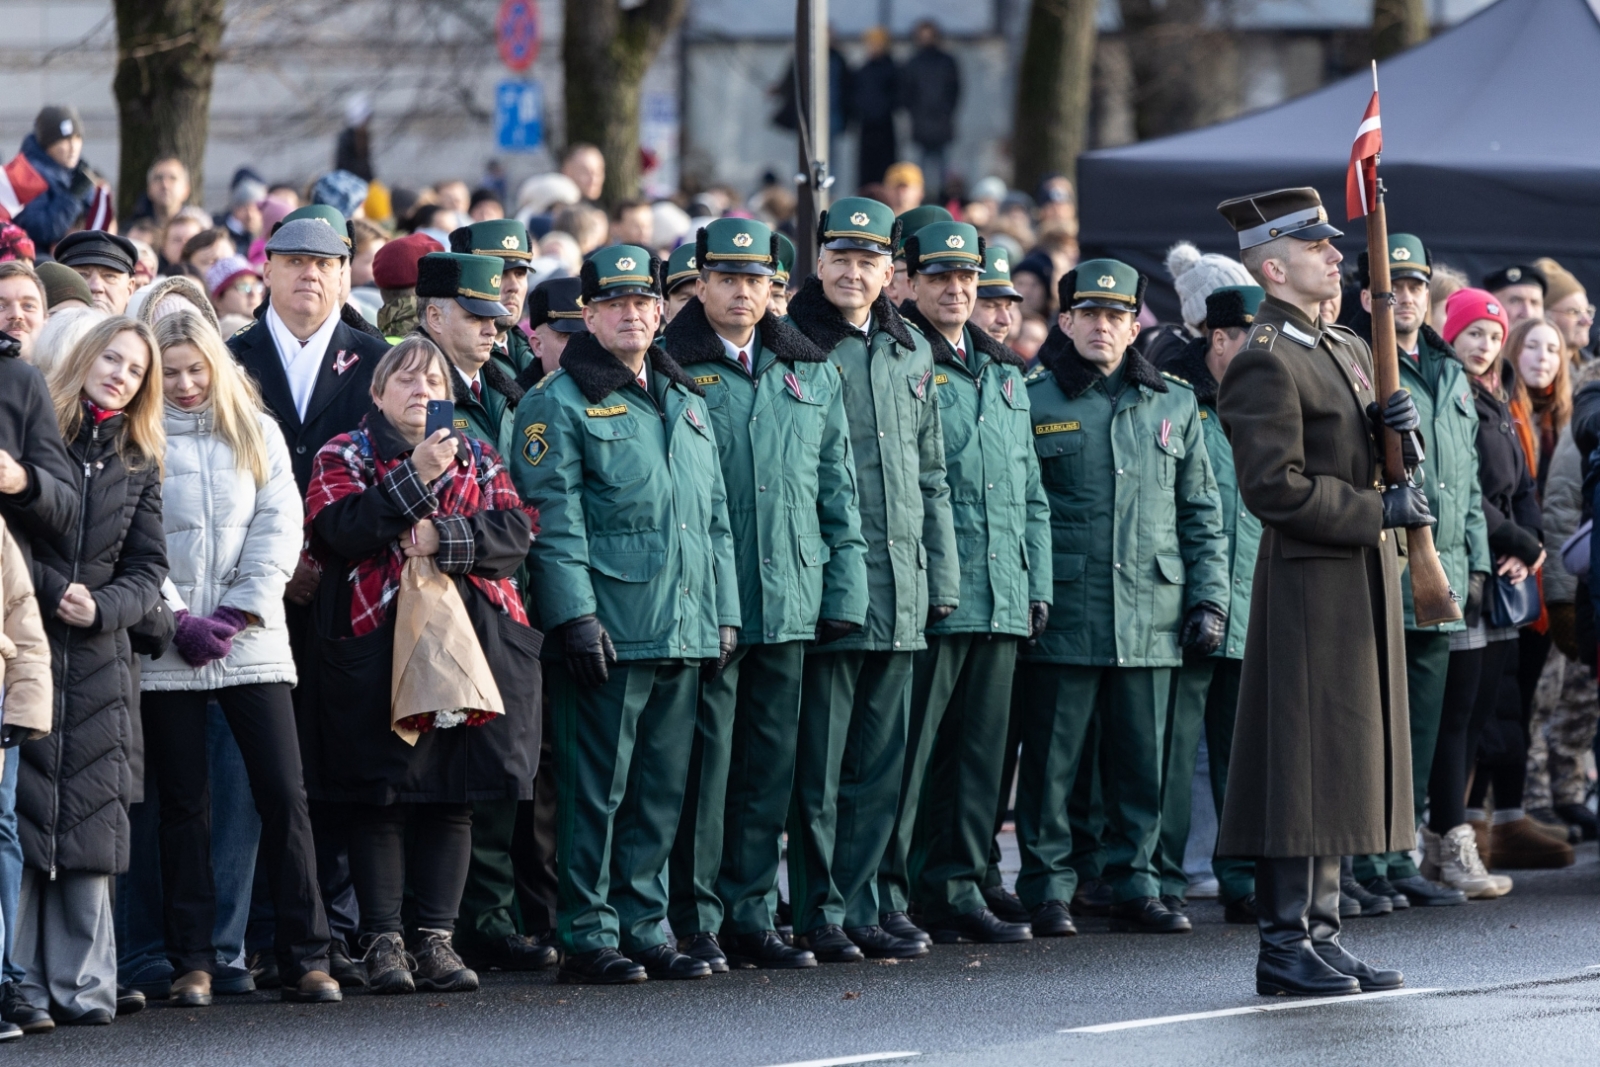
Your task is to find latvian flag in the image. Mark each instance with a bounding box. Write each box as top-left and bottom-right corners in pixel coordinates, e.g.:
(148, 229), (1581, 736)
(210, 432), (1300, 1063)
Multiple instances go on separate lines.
(1345, 90), (1382, 221)
(0, 154), (47, 224)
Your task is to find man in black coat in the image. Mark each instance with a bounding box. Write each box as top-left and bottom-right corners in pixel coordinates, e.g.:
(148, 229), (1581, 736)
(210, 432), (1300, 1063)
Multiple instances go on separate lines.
(228, 214), (389, 986)
(898, 20), (961, 190)
(854, 27), (899, 186)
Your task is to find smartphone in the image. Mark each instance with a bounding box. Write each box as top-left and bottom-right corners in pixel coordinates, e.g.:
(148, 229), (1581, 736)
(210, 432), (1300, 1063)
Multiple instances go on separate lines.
(425, 400), (455, 441)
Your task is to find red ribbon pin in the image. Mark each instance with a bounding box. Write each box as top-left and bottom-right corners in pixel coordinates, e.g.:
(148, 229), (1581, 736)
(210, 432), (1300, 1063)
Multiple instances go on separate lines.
(332, 350), (358, 376)
(1159, 419), (1172, 448)
(784, 371), (803, 400)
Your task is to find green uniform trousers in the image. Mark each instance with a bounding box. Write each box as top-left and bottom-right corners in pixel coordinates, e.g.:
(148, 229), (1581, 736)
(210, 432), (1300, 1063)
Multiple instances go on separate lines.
(552, 660), (699, 955)
(898, 634), (1019, 920)
(789, 649), (914, 933)
(1066, 719), (1106, 886)
(459, 798), (520, 952)
(1353, 630), (1450, 883)
(1199, 658), (1255, 904)
(1014, 664), (1169, 907)
(982, 695), (1027, 892)
(668, 642), (807, 936)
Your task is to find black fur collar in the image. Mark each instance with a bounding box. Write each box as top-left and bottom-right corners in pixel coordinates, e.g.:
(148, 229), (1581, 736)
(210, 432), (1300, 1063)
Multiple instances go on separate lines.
(558, 329), (704, 404)
(419, 326), (527, 409)
(897, 300), (1025, 369)
(787, 275), (916, 353)
(664, 297), (827, 366)
(1158, 335), (1218, 405)
(1037, 329), (1167, 400)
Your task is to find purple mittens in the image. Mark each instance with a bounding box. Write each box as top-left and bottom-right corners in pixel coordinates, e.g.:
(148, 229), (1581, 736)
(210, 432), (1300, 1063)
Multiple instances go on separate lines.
(172, 606), (251, 668)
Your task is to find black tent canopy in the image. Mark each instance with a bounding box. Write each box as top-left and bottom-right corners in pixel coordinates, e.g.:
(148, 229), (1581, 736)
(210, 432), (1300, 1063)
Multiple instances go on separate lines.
(1078, 0), (1600, 322)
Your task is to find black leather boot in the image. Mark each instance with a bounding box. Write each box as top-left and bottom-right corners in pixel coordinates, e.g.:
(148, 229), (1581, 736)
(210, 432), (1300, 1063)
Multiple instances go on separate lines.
(1255, 856), (1359, 997)
(1308, 856), (1403, 991)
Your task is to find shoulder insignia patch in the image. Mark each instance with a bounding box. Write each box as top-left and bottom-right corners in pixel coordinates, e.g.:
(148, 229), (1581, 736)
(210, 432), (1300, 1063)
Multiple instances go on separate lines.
(934, 373), (949, 386)
(585, 404), (628, 418)
(694, 374), (721, 387)
(1035, 421), (1081, 435)
(1250, 324), (1278, 348)
(453, 418), (470, 430)
(521, 422), (549, 465)
(1198, 409), (1209, 419)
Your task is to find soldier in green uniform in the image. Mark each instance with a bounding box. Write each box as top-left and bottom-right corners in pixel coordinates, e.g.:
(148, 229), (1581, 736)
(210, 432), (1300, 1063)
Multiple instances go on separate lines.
(512, 245), (740, 985)
(450, 219), (536, 379)
(785, 197), (959, 962)
(885, 220), (1052, 944)
(1350, 234), (1487, 907)
(1014, 259), (1230, 936)
(522, 276), (585, 384)
(661, 218), (867, 971)
(886, 205), (953, 308)
(968, 247), (1023, 346)
(1150, 284), (1265, 923)
(663, 243), (699, 323)
(770, 233), (796, 317)
(414, 252), (522, 461)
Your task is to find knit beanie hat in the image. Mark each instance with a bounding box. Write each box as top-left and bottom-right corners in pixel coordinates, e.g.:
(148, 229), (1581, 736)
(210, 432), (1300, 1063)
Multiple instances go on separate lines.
(1166, 241), (1254, 328)
(313, 170), (370, 221)
(205, 255), (260, 299)
(1533, 257), (1584, 309)
(1442, 287), (1509, 345)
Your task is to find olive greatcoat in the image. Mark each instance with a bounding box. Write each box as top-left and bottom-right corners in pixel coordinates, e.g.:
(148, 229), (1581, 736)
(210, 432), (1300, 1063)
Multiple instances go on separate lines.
(1215, 295), (1413, 859)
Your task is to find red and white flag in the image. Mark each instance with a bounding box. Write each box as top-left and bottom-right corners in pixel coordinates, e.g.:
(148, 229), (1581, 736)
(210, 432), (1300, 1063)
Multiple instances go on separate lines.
(0, 154), (47, 223)
(1345, 89), (1383, 221)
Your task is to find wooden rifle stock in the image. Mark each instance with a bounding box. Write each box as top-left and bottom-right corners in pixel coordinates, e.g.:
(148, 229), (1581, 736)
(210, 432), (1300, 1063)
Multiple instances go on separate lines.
(1366, 201), (1461, 627)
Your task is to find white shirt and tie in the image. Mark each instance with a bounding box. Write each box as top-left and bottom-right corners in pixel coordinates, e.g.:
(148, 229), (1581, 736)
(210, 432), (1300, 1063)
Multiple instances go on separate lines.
(265, 306), (341, 422)
(718, 332), (756, 376)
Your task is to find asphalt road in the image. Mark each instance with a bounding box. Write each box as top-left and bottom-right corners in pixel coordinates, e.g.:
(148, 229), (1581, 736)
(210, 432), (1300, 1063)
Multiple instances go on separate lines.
(13, 842), (1600, 1067)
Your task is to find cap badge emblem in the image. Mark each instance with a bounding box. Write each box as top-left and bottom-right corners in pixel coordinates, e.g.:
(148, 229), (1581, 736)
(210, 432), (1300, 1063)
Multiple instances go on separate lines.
(849, 211), (870, 226)
(1507, 268), (1521, 282)
(945, 234), (965, 249)
(616, 256), (636, 271)
(501, 235), (519, 249)
(1391, 247), (1411, 261)
(490, 274), (501, 288)
(994, 259), (1008, 273)
(1487, 302), (1501, 315)
(732, 232), (753, 248)
(686, 256), (696, 269)
(1097, 274), (1116, 288)
(1316, 207), (1328, 222)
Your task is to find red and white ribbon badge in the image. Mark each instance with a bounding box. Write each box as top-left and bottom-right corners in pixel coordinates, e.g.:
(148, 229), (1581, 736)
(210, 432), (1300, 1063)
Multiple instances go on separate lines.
(1159, 419), (1172, 448)
(784, 371), (803, 400)
(1349, 360), (1371, 392)
(332, 350), (359, 376)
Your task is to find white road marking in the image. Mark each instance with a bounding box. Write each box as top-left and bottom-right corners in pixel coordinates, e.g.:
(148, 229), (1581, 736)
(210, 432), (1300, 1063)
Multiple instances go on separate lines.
(1062, 988), (1439, 1033)
(757, 1054), (920, 1067)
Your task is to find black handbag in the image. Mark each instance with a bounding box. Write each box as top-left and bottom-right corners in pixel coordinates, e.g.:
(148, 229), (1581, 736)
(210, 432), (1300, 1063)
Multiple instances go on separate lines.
(1487, 571), (1542, 629)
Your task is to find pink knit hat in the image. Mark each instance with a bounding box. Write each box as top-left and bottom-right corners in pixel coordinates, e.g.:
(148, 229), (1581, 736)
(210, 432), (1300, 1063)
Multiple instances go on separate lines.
(1442, 287), (1509, 345)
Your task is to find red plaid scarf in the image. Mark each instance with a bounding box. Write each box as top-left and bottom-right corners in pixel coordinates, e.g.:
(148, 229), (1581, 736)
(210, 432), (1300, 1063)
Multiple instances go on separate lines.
(305, 423), (533, 637)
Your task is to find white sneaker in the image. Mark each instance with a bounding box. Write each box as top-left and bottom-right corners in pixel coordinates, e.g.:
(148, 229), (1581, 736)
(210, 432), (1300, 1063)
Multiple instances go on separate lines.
(1439, 823), (1512, 898)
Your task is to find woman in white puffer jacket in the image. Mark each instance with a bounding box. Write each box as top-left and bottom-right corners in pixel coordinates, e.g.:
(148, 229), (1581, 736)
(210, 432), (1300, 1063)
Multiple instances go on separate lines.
(141, 311), (340, 1008)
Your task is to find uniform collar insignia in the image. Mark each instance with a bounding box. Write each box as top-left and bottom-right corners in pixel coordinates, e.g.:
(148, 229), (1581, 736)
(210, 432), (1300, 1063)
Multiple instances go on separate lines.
(1280, 321), (1318, 347)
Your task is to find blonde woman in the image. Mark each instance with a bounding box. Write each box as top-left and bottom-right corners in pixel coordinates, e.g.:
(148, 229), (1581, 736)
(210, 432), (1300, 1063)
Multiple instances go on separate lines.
(15, 317), (167, 1028)
(138, 312), (340, 1008)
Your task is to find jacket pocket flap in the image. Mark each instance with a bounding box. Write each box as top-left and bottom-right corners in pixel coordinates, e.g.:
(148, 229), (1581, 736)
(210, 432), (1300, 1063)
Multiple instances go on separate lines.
(1155, 431), (1185, 458)
(799, 533), (831, 567)
(1278, 535), (1355, 560)
(1034, 430), (1084, 459)
(582, 415), (639, 441)
(1156, 553), (1186, 584)
(1454, 390), (1476, 417)
(589, 533), (666, 582)
(1052, 551), (1086, 581)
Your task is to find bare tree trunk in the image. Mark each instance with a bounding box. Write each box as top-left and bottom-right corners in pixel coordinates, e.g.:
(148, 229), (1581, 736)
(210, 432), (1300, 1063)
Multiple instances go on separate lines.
(112, 0), (226, 221)
(1118, 0), (1235, 141)
(1372, 0), (1429, 60)
(563, 0), (689, 207)
(1012, 0), (1099, 193)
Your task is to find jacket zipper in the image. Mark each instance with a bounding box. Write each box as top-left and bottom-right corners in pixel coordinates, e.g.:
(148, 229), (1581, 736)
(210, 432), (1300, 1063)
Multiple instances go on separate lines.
(50, 422), (97, 881)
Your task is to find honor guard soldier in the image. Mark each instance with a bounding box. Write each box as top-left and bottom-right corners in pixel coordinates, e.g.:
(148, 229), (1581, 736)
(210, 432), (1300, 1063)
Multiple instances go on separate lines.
(770, 232), (797, 317)
(1014, 259), (1229, 937)
(968, 246), (1023, 346)
(663, 243), (699, 323)
(522, 276), (586, 385)
(886, 221), (1051, 944)
(450, 219), (536, 378)
(415, 253), (522, 461)
(1215, 186), (1423, 997)
(661, 218), (868, 971)
(786, 197), (959, 962)
(1351, 234), (1487, 906)
(512, 244), (740, 985)
(1150, 284), (1265, 922)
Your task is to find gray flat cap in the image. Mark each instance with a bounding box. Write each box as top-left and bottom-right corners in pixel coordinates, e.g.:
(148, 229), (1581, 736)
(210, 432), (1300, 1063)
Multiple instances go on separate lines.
(263, 217), (351, 260)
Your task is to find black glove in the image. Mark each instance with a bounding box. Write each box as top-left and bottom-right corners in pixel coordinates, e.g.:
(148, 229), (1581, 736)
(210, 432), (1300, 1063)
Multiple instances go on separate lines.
(1381, 484), (1435, 529)
(1027, 601), (1050, 642)
(1180, 602), (1227, 656)
(0, 726), (19, 749)
(1463, 571), (1489, 629)
(926, 605), (955, 627)
(561, 614), (616, 688)
(814, 618), (860, 645)
(1367, 392), (1423, 466)
(703, 625), (739, 680)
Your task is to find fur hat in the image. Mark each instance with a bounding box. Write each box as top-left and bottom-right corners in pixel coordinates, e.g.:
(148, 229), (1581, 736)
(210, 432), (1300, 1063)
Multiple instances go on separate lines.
(1533, 257), (1585, 310)
(1165, 241), (1254, 329)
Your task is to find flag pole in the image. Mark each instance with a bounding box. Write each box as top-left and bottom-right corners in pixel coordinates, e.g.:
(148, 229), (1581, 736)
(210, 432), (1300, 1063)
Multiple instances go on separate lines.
(1363, 62), (1462, 627)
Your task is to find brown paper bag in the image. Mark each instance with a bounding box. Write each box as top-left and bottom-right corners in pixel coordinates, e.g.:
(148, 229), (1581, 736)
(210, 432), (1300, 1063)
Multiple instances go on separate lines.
(390, 556), (504, 745)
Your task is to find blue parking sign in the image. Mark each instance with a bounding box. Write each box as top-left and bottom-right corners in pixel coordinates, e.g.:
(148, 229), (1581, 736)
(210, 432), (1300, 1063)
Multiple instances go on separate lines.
(496, 80), (544, 151)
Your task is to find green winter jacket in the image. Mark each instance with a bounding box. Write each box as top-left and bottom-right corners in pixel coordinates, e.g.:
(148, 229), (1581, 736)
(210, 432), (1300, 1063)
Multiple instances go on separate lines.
(899, 303), (1051, 638)
(421, 327), (524, 464)
(662, 299), (868, 644)
(1154, 337), (1261, 659)
(1024, 329), (1230, 667)
(786, 279), (959, 653)
(511, 331), (740, 660)
(496, 325), (536, 380)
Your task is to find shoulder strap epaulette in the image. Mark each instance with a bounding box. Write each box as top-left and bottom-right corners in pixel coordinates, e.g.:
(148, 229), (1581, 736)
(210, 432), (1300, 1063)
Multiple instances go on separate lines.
(1246, 322), (1279, 350)
(1160, 370), (1193, 390)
